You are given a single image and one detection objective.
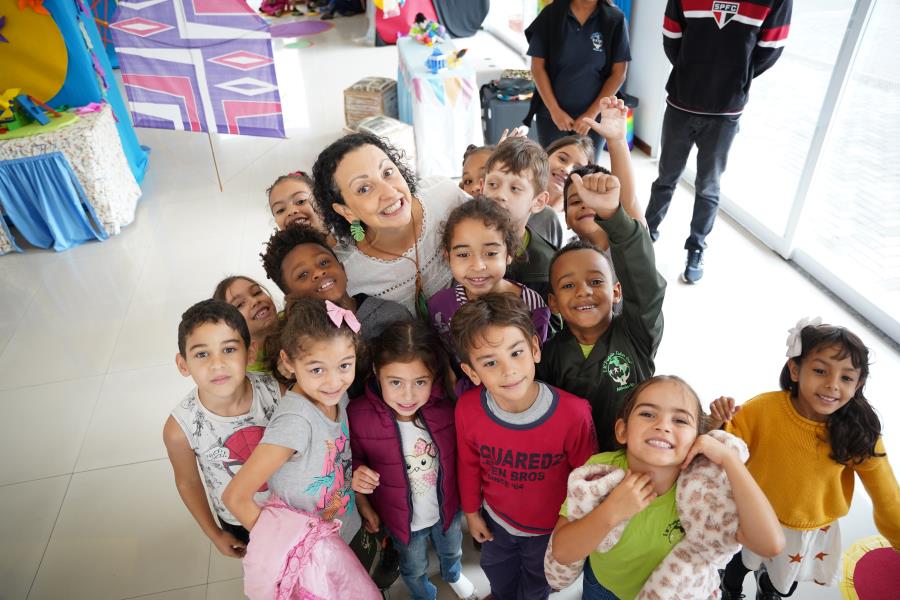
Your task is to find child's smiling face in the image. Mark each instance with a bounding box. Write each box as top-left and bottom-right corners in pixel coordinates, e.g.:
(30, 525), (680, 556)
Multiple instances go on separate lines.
(460, 324), (541, 408)
(177, 321), (248, 399)
(548, 144), (589, 200)
(483, 162), (545, 233)
(460, 150), (491, 196)
(284, 336), (357, 414)
(223, 278), (276, 338)
(447, 218), (512, 299)
(377, 358), (434, 421)
(548, 248), (621, 343)
(615, 380), (701, 469)
(788, 345), (862, 421)
(268, 179), (324, 232)
(280, 243), (348, 304)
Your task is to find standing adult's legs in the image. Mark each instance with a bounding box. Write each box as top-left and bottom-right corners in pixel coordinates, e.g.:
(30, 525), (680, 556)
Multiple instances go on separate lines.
(536, 111), (570, 149)
(685, 114), (740, 251)
(645, 105), (695, 239)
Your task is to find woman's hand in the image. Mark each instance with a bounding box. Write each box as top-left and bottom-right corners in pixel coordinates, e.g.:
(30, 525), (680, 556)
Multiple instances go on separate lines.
(550, 107), (575, 133)
(573, 109), (599, 136)
(351, 465), (380, 494)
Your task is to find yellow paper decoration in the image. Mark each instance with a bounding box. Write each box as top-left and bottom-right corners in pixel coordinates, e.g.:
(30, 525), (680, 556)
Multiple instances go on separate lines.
(0, 6), (68, 103)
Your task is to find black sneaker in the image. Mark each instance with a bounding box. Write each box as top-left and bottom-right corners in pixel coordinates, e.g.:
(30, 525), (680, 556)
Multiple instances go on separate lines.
(681, 249), (704, 284)
(755, 571), (785, 600)
(718, 569), (745, 600)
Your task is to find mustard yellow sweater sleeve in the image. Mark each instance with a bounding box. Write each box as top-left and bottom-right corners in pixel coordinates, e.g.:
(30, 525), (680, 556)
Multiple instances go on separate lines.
(853, 439), (900, 550)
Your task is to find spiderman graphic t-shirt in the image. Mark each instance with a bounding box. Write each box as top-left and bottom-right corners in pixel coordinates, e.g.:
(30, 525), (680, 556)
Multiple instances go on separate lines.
(170, 372), (280, 526)
(261, 390), (361, 544)
(397, 420), (440, 531)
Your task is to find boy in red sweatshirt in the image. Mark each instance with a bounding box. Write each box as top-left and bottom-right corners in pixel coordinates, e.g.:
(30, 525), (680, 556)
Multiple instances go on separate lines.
(451, 294), (596, 600)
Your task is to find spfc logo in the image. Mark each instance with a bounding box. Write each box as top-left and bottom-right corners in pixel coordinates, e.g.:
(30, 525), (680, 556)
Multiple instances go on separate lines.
(712, 1), (739, 28)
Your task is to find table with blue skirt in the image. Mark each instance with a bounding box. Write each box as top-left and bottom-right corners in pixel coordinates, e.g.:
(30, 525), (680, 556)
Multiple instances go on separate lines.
(397, 36), (483, 178)
(0, 105), (142, 254)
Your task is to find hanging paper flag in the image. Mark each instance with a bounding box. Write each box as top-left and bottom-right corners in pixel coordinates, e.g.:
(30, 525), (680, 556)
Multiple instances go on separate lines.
(110, 0), (285, 138)
(426, 77), (444, 106)
(443, 77), (460, 108)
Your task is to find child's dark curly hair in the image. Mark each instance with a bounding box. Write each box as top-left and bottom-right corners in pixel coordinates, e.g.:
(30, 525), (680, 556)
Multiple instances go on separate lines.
(260, 224), (337, 295)
(312, 132), (418, 243)
(440, 195), (521, 259)
(779, 323), (882, 465)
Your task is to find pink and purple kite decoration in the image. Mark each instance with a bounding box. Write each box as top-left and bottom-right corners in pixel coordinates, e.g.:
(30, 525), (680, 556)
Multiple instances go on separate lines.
(110, 0), (285, 138)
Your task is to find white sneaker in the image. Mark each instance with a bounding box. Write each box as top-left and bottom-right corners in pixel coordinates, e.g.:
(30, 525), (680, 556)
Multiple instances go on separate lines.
(449, 573), (477, 599)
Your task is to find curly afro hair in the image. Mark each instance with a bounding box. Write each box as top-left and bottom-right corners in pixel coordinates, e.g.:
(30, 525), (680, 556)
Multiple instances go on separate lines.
(260, 224), (336, 295)
(311, 132), (418, 243)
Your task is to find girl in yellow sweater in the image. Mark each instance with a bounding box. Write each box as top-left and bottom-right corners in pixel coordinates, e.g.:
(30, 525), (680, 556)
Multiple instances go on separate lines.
(711, 319), (900, 599)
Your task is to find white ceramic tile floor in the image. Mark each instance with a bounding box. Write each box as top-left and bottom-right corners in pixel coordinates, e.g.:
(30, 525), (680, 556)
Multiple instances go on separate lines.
(1, 13), (898, 600)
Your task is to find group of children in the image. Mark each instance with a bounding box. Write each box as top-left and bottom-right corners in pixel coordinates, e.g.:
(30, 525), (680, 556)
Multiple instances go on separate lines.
(163, 95), (900, 600)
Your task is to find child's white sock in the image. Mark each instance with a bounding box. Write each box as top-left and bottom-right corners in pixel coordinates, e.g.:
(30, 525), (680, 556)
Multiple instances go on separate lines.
(448, 573), (476, 598)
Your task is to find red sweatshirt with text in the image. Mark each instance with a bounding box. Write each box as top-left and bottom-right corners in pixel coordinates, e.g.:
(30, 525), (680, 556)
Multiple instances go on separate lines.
(455, 384), (596, 535)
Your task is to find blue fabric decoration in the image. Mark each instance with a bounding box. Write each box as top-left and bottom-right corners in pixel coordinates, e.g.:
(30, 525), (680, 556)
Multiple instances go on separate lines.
(0, 153), (109, 251)
(45, 0), (148, 183)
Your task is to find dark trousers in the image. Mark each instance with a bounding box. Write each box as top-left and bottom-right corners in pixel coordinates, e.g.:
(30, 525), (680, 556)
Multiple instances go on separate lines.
(644, 105), (740, 252)
(722, 551), (798, 597)
(481, 512), (552, 600)
(536, 111), (605, 163)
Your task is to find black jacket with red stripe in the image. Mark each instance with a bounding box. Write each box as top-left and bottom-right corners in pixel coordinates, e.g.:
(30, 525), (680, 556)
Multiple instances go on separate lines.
(662, 0), (792, 115)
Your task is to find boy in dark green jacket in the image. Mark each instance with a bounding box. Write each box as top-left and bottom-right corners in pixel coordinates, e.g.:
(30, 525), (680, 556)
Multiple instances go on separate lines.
(537, 167), (665, 451)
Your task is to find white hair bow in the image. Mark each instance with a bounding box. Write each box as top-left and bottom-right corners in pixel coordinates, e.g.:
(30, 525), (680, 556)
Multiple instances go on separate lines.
(785, 316), (822, 358)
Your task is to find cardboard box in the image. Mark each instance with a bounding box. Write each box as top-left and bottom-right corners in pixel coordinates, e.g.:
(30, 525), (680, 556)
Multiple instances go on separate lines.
(355, 115), (417, 173)
(344, 77), (399, 128)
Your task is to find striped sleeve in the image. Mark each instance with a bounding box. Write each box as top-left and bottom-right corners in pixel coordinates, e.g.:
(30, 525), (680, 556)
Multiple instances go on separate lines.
(753, 0), (792, 76)
(662, 0), (684, 64)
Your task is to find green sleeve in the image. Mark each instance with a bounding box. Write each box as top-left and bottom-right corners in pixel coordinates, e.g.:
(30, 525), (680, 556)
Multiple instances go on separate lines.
(596, 205), (666, 356)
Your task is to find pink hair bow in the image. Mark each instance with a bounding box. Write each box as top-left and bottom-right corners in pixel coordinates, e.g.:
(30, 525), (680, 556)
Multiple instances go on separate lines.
(325, 300), (361, 333)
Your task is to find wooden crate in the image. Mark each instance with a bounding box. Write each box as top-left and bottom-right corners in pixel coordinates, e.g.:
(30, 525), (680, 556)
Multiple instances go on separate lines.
(344, 77), (399, 128)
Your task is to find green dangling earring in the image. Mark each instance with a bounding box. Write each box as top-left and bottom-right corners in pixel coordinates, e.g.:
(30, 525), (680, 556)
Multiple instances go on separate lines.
(350, 219), (366, 243)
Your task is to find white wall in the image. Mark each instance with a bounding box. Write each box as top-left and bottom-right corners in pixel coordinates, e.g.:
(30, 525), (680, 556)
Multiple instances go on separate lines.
(625, 0), (670, 157)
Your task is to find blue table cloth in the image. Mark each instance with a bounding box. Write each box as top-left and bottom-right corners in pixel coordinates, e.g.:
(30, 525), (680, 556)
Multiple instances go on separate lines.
(0, 153), (108, 252)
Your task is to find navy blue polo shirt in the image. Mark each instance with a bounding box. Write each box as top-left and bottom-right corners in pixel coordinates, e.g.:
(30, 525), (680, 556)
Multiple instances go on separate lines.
(528, 3), (631, 117)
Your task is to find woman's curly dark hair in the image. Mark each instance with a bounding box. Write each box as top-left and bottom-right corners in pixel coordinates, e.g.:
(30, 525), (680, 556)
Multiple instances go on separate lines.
(779, 323), (882, 465)
(312, 132), (418, 244)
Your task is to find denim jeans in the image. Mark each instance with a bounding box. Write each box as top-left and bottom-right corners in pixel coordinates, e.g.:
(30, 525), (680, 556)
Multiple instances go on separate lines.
(392, 513), (464, 600)
(645, 105), (741, 252)
(581, 559), (620, 600)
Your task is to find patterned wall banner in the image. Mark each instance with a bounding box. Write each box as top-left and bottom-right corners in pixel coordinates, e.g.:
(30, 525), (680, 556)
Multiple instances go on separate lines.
(109, 0), (285, 138)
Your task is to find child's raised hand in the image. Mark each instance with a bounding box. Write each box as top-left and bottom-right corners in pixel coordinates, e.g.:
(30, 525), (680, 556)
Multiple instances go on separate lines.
(213, 528), (247, 558)
(498, 125), (529, 144)
(709, 396), (740, 423)
(568, 172), (621, 221)
(604, 470), (656, 523)
(351, 465), (380, 494)
(680, 434), (740, 470)
(581, 97), (628, 142)
(465, 511), (495, 543)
